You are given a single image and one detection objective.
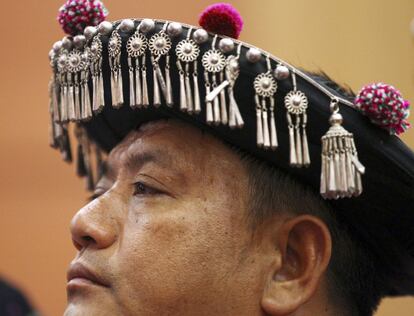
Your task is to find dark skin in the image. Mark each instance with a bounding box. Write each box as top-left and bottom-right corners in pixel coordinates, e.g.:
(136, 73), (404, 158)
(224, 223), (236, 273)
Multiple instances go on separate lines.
(65, 119), (333, 316)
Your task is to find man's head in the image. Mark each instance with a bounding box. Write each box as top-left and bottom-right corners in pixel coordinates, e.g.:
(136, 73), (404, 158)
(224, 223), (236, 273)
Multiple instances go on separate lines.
(65, 118), (372, 316)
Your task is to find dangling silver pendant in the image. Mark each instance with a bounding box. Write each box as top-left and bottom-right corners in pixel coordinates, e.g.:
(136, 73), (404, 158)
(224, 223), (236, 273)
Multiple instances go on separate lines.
(176, 29), (200, 114)
(202, 37), (227, 125)
(320, 99), (365, 199)
(149, 29), (173, 106)
(127, 31), (148, 108)
(284, 72), (310, 167)
(108, 30), (123, 108)
(89, 35), (105, 113)
(253, 67), (277, 149)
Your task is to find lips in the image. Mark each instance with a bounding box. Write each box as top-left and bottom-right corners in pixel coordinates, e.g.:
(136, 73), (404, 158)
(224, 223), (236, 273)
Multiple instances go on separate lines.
(67, 262), (110, 288)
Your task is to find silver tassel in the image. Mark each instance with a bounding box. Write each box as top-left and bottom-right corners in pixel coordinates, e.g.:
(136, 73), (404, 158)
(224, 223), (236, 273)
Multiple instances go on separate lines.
(117, 56), (124, 106)
(262, 101), (270, 148)
(67, 73), (76, 121)
(165, 55), (173, 106)
(98, 66), (105, 110)
(185, 64), (193, 113)
(74, 74), (81, 121)
(135, 58), (142, 107)
(219, 72), (227, 124)
(153, 66), (161, 106)
(177, 61), (187, 111)
(128, 57), (136, 108)
(270, 98), (278, 149)
(287, 113), (297, 166)
(320, 100), (365, 199)
(193, 62), (201, 114)
(212, 75), (221, 124)
(205, 73), (214, 124)
(83, 71), (92, 120)
(256, 96), (264, 147)
(302, 114), (310, 166)
(142, 58), (149, 107)
(295, 117), (303, 166)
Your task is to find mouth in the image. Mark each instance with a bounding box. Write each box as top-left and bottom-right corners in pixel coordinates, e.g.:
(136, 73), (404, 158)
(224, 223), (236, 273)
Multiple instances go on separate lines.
(67, 262), (110, 290)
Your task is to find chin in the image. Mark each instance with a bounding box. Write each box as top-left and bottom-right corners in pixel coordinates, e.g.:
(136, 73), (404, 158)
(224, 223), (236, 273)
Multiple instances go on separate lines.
(64, 302), (119, 316)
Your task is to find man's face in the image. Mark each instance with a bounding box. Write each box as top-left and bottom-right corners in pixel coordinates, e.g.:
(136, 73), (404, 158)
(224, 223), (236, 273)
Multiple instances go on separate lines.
(65, 120), (270, 316)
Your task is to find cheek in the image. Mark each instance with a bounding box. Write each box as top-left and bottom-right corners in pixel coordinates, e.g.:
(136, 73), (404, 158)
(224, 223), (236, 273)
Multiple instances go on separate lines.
(111, 198), (249, 309)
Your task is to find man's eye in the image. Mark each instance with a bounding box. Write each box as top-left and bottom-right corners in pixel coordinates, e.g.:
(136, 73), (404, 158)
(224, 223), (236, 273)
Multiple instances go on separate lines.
(133, 181), (162, 196)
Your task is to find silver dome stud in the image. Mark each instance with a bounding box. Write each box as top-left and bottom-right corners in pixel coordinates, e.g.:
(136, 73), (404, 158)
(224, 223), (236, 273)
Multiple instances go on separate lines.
(167, 22), (183, 37)
(73, 35), (87, 49)
(193, 28), (209, 44)
(218, 38), (235, 53)
(98, 21), (113, 35)
(119, 19), (135, 33)
(84, 26), (97, 41)
(140, 19), (155, 33)
(274, 65), (290, 80)
(246, 47), (262, 63)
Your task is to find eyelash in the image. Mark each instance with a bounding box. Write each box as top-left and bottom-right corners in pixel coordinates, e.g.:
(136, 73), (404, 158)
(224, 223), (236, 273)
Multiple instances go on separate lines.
(133, 181), (162, 196)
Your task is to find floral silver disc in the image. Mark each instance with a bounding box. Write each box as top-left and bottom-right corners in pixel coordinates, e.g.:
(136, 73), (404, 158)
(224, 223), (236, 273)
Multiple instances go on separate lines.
(254, 73), (277, 97)
(176, 39), (200, 62)
(127, 32), (147, 57)
(66, 50), (85, 73)
(202, 50), (226, 73)
(89, 36), (102, 63)
(149, 31), (172, 56)
(108, 31), (122, 58)
(284, 90), (308, 115)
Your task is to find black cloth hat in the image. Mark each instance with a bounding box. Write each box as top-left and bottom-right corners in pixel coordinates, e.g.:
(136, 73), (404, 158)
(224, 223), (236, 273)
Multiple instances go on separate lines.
(48, 3), (414, 297)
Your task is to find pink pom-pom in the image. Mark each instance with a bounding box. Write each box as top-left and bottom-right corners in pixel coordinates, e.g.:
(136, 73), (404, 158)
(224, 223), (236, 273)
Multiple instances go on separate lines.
(57, 0), (109, 36)
(355, 83), (411, 135)
(199, 3), (243, 39)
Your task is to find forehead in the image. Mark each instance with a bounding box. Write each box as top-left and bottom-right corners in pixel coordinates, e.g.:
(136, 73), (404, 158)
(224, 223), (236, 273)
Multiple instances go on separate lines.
(105, 119), (244, 178)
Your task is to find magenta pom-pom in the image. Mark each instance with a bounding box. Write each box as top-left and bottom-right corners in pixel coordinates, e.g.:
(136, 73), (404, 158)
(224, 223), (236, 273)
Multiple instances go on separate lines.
(199, 3), (243, 39)
(355, 83), (411, 135)
(57, 0), (109, 36)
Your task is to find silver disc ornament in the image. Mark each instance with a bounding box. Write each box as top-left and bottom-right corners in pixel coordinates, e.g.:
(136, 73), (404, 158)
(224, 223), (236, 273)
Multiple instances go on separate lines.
(88, 36), (102, 64)
(57, 51), (68, 72)
(284, 90), (308, 115)
(127, 32), (147, 57)
(254, 73), (277, 98)
(66, 50), (85, 73)
(149, 31), (172, 56)
(176, 39), (200, 63)
(202, 49), (226, 73)
(108, 31), (122, 58)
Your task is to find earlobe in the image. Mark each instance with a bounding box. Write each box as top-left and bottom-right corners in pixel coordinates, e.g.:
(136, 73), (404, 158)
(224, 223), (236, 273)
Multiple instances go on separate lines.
(261, 215), (332, 315)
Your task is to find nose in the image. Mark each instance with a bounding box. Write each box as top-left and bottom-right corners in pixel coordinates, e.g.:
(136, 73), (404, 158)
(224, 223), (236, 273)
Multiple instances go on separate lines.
(70, 196), (119, 251)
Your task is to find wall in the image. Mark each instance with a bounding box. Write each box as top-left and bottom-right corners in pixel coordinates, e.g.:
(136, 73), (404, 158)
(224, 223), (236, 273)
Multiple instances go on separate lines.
(0, 0), (412, 315)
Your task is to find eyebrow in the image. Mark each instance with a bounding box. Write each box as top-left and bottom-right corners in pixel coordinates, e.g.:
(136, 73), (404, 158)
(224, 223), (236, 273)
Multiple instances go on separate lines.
(104, 149), (173, 179)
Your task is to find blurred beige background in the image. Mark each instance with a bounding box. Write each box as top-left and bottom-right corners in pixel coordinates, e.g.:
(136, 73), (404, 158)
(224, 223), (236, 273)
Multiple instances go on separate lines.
(0, 0), (413, 315)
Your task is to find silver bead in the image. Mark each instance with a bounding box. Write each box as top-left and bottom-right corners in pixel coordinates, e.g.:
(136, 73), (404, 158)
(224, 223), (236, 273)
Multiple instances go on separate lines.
(218, 38), (234, 53)
(193, 29), (209, 44)
(53, 41), (63, 52)
(119, 19), (135, 33)
(62, 37), (73, 50)
(167, 22), (183, 37)
(84, 26), (97, 41)
(329, 113), (343, 125)
(246, 47), (261, 63)
(73, 35), (86, 49)
(140, 19), (155, 33)
(98, 21), (113, 35)
(274, 65), (290, 80)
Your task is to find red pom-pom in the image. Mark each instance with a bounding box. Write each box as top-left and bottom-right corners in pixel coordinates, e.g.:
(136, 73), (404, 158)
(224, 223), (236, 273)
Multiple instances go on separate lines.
(57, 0), (109, 36)
(199, 3), (243, 39)
(355, 83), (411, 135)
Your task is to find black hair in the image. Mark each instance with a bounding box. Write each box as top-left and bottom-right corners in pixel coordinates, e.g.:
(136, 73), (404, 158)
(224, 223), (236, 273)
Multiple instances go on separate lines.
(238, 72), (385, 316)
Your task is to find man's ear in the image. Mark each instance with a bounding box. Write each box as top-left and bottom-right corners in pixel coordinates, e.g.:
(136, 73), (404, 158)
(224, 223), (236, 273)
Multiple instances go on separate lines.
(261, 215), (332, 315)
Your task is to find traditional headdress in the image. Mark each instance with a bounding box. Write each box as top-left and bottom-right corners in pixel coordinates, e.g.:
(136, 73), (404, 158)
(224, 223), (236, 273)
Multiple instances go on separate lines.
(48, 1), (414, 295)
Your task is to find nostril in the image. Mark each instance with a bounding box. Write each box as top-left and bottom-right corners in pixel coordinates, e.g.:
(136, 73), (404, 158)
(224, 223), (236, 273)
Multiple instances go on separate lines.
(82, 235), (96, 244)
